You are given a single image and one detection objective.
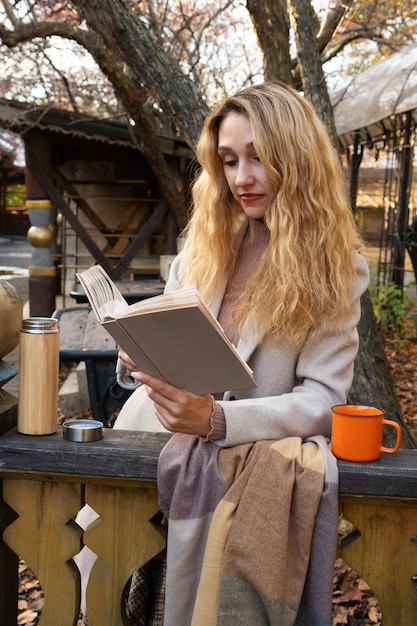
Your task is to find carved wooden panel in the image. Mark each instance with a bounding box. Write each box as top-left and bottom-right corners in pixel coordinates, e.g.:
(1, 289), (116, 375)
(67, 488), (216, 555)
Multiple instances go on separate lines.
(339, 495), (417, 625)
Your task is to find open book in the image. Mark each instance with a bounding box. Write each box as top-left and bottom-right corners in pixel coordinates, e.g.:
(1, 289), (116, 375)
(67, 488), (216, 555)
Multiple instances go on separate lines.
(76, 265), (256, 395)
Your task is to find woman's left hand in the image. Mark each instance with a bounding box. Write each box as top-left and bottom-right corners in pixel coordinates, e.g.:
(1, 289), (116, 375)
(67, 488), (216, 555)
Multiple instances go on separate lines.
(131, 371), (213, 437)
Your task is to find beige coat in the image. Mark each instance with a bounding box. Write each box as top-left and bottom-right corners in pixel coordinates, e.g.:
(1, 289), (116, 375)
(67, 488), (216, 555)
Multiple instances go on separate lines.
(114, 249), (370, 447)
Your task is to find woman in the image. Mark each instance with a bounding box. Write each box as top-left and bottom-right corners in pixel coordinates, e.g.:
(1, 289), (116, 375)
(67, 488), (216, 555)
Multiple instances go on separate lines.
(116, 81), (369, 625)
(116, 80), (369, 443)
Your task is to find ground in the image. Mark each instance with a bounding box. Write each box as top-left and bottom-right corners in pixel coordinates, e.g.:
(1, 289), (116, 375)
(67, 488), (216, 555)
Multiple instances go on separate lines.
(16, 313), (417, 626)
(382, 325), (417, 445)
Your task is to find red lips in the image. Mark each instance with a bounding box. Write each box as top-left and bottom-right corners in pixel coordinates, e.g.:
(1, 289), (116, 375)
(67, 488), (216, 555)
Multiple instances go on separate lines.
(240, 193), (263, 202)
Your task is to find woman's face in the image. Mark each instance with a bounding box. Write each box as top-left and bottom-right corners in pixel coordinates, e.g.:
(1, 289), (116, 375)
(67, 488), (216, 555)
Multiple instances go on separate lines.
(217, 112), (275, 220)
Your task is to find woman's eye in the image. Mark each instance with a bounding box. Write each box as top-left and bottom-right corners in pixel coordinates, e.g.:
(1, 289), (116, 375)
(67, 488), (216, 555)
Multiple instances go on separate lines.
(224, 159), (237, 167)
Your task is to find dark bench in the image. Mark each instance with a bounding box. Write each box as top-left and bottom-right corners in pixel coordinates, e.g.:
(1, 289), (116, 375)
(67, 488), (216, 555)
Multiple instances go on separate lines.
(70, 278), (165, 304)
(52, 306), (133, 426)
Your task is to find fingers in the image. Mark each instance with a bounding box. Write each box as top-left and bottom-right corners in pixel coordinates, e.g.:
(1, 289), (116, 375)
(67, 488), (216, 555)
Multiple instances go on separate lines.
(131, 371), (171, 394)
(117, 348), (137, 371)
(119, 368), (213, 437)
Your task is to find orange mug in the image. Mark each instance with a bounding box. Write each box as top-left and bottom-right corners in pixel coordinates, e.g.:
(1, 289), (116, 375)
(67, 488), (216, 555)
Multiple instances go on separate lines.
(331, 404), (401, 462)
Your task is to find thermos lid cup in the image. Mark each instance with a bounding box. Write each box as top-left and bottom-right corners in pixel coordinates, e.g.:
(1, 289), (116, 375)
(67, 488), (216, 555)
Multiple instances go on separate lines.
(21, 317), (59, 333)
(63, 419), (103, 442)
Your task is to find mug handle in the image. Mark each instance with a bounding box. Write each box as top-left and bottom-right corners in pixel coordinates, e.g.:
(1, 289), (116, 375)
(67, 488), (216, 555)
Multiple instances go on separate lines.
(380, 419), (402, 454)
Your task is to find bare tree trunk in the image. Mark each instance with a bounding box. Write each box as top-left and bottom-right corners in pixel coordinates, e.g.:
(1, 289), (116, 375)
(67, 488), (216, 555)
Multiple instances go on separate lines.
(246, 0), (293, 84)
(289, 0), (340, 150)
(350, 291), (414, 448)
(70, 0), (208, 148)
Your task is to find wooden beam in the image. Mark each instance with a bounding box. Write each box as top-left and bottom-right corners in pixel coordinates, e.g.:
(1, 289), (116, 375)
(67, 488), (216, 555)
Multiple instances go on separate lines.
(115, 200), (169, 275)
(26, 149), (118, 279)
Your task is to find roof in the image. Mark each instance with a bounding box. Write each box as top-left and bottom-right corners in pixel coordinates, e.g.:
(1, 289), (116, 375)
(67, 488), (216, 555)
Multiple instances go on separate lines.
(331, 44), (417, 149)
(0, 99), (192, 158)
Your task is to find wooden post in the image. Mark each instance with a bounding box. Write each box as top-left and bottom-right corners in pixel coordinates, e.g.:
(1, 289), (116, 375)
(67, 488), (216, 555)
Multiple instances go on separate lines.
(24, 130), (57, 316)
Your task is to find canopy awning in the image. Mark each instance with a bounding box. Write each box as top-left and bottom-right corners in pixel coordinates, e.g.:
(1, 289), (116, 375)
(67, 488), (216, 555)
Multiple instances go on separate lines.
(331, 44), (417, 149)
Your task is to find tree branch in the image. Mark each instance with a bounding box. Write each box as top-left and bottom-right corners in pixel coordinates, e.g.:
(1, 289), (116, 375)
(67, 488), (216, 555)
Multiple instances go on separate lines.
(70, 0), (208, 147)
(0, 3), (194, 228)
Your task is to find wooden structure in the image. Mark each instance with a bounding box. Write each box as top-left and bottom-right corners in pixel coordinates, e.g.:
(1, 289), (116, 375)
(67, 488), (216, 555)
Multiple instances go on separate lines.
(332, 44), (417, 292)
(0, 100), (193, 315)
(0, 425), (416, 625)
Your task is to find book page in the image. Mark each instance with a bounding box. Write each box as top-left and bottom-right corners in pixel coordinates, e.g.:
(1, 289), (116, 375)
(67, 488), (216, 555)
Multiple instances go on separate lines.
(116, 286), (200, 317)
(77, 265), (127, 321)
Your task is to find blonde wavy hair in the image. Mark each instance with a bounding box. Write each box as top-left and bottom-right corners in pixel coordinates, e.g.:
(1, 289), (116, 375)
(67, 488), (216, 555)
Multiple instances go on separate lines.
(180, 81), (363, 347)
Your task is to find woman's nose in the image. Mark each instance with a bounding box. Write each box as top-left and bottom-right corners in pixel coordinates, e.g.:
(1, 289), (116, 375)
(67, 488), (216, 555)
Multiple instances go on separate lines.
(235, 162), (254, 186)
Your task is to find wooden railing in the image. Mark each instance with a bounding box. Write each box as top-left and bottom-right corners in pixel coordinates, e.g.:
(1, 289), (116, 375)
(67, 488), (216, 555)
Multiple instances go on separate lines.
(0, 425), (416, 626)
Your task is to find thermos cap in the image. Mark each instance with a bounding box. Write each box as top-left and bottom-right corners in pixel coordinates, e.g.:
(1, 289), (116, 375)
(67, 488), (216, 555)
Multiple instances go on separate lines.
(21, 317), (59, 333)
(63, 419), (103, 442)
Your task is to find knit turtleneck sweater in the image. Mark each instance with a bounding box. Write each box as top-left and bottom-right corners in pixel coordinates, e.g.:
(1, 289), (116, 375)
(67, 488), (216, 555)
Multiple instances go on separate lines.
(218, 218), (270, 346)
(206, 219), (270, 441)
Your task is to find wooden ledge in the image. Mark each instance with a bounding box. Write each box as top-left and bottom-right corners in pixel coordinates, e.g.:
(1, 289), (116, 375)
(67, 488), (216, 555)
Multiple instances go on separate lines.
(0, 427), (171, 485)
(338, 450), (417, 498)
(0, 428), (416, 497)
